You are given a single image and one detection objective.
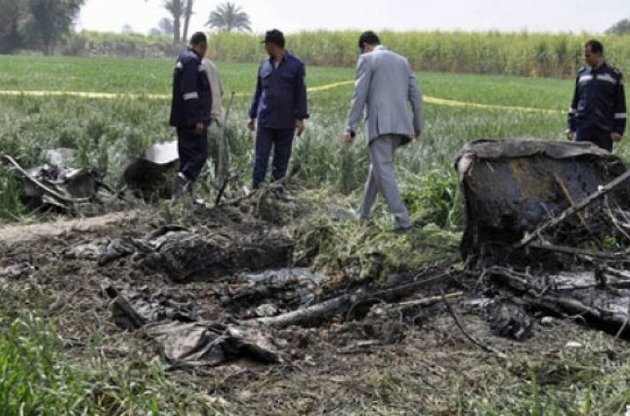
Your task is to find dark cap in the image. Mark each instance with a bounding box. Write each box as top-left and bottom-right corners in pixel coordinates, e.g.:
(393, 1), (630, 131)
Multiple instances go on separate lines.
(262, 29), (285, 46)
(358, 31), (380, 49)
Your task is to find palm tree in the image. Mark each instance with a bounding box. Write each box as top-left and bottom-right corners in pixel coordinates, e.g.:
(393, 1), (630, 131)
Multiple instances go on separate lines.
(145, 0), (187, 43)
(206, 2), (252, 33)
(164, 0), (184, 43)
(181, 0), (194, 43)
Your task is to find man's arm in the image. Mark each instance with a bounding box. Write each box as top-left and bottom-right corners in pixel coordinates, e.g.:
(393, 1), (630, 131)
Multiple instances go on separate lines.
(248, 65), (262, 130)
(204, 61), (224, 124)
(345, 55), (372, 136)
(407, 61), (423, 139)
(215, 65), (225, 97)
(292, 62), (308, 137)
(613, 73), (627, 138)
(294, 62), (309, 121)
(567, 77), (579, 136)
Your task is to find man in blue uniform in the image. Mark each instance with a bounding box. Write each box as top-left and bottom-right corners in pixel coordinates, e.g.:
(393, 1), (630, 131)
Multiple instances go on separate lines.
(169, 32), (213, 200)
(248, 29), (309, 190)
(567, 39), (626, 151)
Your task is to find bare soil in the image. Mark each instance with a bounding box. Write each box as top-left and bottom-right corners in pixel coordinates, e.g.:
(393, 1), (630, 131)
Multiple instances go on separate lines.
(0, 210), (141, 245)
(0, 202), (623, 415)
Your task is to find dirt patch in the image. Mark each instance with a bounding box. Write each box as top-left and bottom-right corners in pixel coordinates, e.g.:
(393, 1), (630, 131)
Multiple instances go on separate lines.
(0, 210), (141, 245)
(2, 190), (630, 414)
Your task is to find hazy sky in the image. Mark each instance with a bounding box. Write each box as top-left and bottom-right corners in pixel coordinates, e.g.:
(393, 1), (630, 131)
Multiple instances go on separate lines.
(78, 0), (630, 35)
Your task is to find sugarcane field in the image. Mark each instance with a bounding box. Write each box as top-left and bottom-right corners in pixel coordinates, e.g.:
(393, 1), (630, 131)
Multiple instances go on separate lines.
(2, 5), (630, 415)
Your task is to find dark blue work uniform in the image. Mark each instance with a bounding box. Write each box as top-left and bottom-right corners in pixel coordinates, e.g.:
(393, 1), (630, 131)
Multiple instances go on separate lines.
(169, 48), (212, 182)
(568, 63), (626, 151)
(249, 51), (309, 188)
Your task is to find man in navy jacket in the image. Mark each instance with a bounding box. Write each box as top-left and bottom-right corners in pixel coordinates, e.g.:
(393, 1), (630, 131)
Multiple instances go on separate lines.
(248, 29), (309, 190)
(567, 39), (626, 151)
(169, 32), (212, 200)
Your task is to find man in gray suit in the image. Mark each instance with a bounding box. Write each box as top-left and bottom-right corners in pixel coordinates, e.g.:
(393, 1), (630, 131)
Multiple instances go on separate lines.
(343, 31), (423, 232)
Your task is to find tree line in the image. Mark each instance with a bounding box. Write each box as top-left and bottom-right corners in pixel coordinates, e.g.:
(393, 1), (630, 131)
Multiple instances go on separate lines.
(0, 0), (84, 55)
(0, 0), (252, 55)
(0, 0), (627, 58)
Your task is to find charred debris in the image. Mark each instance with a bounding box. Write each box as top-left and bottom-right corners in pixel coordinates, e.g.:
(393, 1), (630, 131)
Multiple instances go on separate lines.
(6, 138), (630, 370)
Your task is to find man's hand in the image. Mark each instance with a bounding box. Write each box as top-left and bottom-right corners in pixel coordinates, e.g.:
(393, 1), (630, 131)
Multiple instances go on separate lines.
(295, 119), (305, 137)
(414, 129), (422, 142)
(611, 132), (623, 142)
(247, 118), (256, 132)
(343, 130), (354, 145)
(565, 129), (575, 141)
(194, 122), (204, 135)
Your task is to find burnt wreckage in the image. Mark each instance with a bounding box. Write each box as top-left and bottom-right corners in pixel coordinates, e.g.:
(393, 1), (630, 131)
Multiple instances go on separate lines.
(457, 139), (630, 338)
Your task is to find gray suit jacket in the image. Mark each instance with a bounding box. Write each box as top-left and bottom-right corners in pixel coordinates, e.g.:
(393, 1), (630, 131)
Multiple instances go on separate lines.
(345, 45), (423, 144)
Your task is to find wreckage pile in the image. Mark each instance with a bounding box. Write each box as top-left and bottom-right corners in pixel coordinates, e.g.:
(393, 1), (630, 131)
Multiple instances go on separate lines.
(1, 140), (218, 214)
(1, 150), (117, 213)
(457, 139), (630, 339)
(7, 138), (630, 377)
(57, 195), (460, 368)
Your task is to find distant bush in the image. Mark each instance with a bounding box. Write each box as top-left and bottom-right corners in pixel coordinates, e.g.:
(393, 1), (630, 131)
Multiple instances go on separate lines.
(59, 31), (181, 58)
(606, 18), (630, 35)
(52, 30), (630, 78)
(208, 30), (630, 78)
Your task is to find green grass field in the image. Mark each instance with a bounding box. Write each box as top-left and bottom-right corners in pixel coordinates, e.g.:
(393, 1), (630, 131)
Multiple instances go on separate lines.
(0, 55), (584, 221)
(0, 54), (574, 107)
(0, 56), (584, 188)
(0, 53), (599, 231)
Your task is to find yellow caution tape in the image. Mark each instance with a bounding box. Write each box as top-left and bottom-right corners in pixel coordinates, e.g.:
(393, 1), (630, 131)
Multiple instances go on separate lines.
(423, 96), (564, 114)
(0, 80), (355, 100)
(0, 90), (169, 100)
(0, 79), (564, 114)
(307, 80), (355, 92)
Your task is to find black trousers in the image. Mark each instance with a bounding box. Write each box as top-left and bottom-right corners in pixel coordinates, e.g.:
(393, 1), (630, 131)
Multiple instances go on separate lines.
(177, 126), (208, 182)
(575, 128), (613, 152)
(252, 127), (294, 189)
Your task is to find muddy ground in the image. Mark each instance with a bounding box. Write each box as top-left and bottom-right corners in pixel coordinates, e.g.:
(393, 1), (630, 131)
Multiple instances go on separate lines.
(1, 193), (628, 415)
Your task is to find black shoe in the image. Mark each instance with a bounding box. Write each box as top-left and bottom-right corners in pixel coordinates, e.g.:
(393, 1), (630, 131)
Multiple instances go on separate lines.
(272, 185), (293, 202)
(171, 174), (190, 202)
